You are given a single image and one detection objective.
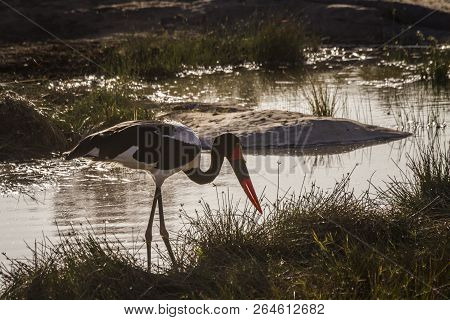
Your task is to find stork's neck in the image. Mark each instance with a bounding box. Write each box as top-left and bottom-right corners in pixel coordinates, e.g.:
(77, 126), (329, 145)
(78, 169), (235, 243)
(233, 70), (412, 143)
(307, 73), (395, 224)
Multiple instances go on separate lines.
(184, 145), (224, 185)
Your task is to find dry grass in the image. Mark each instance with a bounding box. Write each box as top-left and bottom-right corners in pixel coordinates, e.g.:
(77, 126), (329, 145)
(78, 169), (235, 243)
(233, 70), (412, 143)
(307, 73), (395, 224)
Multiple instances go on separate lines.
(380, 144), (450, 218)
(301, 80), (342, 117)
(60, 80), (156, 137)
(0, 91), (66, 160)
(105, 19), (311, 79)
(1, 146), (449, 299)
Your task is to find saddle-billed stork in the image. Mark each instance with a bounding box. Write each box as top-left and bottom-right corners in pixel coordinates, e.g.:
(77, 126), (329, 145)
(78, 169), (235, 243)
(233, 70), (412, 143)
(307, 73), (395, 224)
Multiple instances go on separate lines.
(65, 120), (262, 269)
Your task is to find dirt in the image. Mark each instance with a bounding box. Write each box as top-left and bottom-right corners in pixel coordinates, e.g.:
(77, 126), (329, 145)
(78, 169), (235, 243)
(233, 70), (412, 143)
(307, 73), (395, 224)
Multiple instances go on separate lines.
(0, 1), (442, 158)
(0, 40), (107, 80)
(0, 1), (448, 45)
(0, 0), (448, 81)
(0, 91), (66, 160)
(163, 103), (411, 149)
(0, 0), (447, 81)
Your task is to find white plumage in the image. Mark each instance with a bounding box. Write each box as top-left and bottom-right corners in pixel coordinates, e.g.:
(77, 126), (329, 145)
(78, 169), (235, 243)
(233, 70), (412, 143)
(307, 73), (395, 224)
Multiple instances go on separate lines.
(65, 120), (262, 270)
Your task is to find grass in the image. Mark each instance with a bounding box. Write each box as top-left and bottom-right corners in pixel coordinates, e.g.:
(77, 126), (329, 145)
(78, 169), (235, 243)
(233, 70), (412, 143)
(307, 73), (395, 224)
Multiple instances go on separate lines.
(382, 36), (449, 86)
(301, 80), (342, 117)
(392, 104), (446, 133)
(0, 91), (66, 160)
(60, 80), (156, 137)
(416, 35), (449, 85)
(250, 19), (308, 67)
(0, 233), (161, 299)
(419, 45), (449, 85)
(1, 146), (449, 299)
(104, 19), (310, 79)
(385, 83), (447, 134)
(380, 144), (450, 218)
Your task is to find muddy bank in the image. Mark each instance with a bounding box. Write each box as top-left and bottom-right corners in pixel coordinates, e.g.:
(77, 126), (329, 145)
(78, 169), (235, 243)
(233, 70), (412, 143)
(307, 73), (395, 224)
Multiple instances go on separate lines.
(0, 40), (106, 79)
(0, 91), (66, 160)
(0, 93), (410, 161)
(164, 104), (411, 149)
(1, 1), (449, 81)
(0, 0), (448, 45)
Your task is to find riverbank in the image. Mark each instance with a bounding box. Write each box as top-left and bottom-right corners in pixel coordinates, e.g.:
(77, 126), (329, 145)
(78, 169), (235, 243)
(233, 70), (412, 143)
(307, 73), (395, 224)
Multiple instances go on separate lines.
(1, 0), (449, 81)
(164, 103), (411, 149)
(1, 0), (449, 45)
(0, 91), (411, 160)
(1, 145), (448, 299)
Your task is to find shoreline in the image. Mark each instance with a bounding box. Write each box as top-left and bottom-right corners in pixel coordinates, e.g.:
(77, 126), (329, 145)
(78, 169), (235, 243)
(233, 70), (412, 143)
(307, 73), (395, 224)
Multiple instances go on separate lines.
(164, 105), (411, 150)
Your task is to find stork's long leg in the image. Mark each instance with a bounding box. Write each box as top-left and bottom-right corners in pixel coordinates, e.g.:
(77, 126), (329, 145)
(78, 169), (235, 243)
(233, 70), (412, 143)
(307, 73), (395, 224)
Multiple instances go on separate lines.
(157, 190), (177, 268)
(145, 187), (159, 271)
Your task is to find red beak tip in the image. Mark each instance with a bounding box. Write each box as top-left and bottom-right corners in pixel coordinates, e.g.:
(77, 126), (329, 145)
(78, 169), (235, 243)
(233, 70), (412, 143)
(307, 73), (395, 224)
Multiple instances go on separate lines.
(240, 178), (263, 215)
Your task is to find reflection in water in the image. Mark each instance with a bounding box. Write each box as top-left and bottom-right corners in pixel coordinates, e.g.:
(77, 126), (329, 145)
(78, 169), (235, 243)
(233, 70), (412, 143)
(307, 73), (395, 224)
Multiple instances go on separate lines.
(0, 63), (449, 263)
(1, 136), (442, 263)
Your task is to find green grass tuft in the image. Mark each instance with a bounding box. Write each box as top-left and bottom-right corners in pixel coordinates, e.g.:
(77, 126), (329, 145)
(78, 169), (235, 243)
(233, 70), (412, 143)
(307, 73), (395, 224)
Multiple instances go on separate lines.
(302, 80), (341, 117)
(381, 145), (450, 218)
(104, 19), (310, 79)
(60, 80), (156, 136)
(420, 48), (449, 85)
(382, 36), (449, 86)
(250, 20), (307, 67)
(0, 91), (66, 160)
(1, 146), (449, 299)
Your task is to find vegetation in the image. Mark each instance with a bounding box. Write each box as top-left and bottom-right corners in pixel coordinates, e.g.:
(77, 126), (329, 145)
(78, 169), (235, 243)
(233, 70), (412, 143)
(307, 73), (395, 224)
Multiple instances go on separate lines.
(60, 80), (156, 136)
(416, 34), (449, 85)
(0, 91), (66, 160)
(104, 19), (310, 79)
(387, 84), (447, 133)
(250, 19), (309, 67)
(380, 145), (450, 218)
(419, 46), (449, 85)
(302, 80), (342, 117)
(359, 64), (406, 81)
(1, 147), (449, 299)
(382, 36), (449, 86)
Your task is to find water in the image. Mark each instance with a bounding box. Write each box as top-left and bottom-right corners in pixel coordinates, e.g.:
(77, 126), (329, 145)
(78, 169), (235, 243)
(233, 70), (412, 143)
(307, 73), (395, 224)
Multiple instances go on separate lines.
(1, 50), (449, 263)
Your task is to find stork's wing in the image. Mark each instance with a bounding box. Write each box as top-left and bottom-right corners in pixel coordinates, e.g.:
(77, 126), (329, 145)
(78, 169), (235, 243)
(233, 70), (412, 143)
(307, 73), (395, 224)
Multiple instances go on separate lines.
(65, 121), (201, 170)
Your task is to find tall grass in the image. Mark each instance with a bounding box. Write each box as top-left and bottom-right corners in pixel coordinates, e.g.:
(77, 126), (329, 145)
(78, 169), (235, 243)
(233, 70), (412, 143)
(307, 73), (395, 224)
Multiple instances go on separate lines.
(381, 145), (450, 218)
(388, 89), (447, 134)
(61, 80), (156, 136)
(420, 47), (449, 85)
(250, 20), (307, 67)
(0, 91), (66, 160)
(104, 19), (310, 79)
(0, 233), (169, 299)
(1, 146), (449, 299)
(417, 36), (449, 86)
(180, 176), (448, 299)
(301, 80), (342, 117)
(382, 37), (449, 86)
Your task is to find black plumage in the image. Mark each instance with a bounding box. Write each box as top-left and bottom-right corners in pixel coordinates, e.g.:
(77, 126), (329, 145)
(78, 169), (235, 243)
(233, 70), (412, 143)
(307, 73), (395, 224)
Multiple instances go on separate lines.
(65, 120), (262, 270)
(66, 120), (201, 171)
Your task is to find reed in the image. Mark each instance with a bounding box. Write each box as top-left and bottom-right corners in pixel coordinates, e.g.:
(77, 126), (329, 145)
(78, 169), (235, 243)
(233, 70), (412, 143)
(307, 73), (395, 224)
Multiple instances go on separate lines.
(104, 19), (310, 79)
(2, 145), (449, 299)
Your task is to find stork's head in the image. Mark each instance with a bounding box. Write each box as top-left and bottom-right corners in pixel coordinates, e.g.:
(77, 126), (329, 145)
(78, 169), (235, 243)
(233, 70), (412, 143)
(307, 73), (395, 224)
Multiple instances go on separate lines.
(213, 133), (262, 213)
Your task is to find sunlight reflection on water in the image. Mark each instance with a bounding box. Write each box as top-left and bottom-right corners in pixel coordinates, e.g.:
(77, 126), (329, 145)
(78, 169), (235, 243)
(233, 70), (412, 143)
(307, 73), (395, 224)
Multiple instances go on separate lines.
(1, 56), (449, 263)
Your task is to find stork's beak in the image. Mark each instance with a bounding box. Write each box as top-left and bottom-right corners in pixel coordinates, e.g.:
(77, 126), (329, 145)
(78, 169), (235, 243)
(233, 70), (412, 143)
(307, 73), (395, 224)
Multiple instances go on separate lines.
(229, 145), (263, 214)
